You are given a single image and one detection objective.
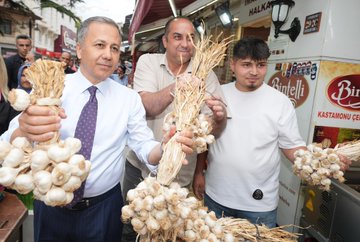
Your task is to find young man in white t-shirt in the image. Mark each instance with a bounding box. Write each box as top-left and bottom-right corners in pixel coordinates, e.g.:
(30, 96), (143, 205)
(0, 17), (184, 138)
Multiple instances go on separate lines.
(192, 37), (306, 228)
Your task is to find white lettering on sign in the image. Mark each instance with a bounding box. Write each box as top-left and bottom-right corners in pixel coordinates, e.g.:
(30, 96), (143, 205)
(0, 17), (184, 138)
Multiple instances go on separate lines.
(271, 77), (305, 100)
(330, 80), (360, 109)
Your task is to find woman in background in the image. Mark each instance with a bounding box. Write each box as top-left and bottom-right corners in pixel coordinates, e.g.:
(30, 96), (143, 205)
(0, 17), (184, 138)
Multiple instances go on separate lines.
(0, 56), (19, 135)
(17, 63), (32, 93)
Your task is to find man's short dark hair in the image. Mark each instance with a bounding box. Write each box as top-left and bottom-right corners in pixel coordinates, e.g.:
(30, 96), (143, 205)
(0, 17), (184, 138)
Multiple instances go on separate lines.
(16, 34), (31, 41)
(233, 37), (270, 61)
(163, 16), (193, 37)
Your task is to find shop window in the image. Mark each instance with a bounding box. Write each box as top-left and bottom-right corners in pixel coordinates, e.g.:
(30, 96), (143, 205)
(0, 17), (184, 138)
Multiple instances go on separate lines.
(0, 19), (12, 35)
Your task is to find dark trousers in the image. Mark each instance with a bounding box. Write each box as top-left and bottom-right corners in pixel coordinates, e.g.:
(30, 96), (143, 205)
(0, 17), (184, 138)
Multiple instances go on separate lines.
(34, 184), (123, 242)
(121, 160), (143, 242)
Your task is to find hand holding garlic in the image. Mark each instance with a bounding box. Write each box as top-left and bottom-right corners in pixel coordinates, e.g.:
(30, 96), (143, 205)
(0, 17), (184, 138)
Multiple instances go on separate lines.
(293, 141), (360, 191)
(0, 60), (92, 207)
(16, 105), (65, 143)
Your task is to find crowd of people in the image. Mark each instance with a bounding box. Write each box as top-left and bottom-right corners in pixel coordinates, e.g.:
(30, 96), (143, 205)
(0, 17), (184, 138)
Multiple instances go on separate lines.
(0, 14), (351, 242)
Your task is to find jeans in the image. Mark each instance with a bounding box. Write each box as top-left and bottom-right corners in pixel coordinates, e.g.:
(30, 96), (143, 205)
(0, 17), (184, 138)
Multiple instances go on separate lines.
(204, 193), (277, 228)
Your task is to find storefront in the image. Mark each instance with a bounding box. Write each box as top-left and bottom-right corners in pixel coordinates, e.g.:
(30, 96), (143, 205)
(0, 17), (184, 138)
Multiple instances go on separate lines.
(54, 25), (77, 57)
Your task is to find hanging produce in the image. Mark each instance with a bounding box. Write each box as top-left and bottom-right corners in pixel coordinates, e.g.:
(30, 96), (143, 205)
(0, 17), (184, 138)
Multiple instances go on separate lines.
(157, 33), (232, 186)
(122, 177), (299, 242)
(0, 59), (91, 206)
(293, 141), (360, 191)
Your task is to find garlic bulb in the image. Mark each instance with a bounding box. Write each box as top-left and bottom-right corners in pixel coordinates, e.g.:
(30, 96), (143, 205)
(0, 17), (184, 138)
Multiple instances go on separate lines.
(65, 192), (74, 204)
(51, 162), (72, 185)
(14, 173), (35, 194)
(64, 137), (82, 155)
(30, 149), (50, 172)
(0, 140), (12, 160)
(68, 154), (86, 176)
(2, 148), (24, 168)
(44, 187), (67, 206)
(33, 170), (53, 194)
(61, 176), (81, 192)
(8, 89), (31, 111)
(79, 159), (91, 182)
(0, 166), (19, 186)
(12, 137), (32, 153)
(47, 144), (71, 163)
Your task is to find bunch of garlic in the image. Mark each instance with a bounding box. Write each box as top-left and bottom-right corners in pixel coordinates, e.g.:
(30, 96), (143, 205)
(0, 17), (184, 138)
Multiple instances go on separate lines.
(122, 177), (235, 242)
(293, 143), (345, 191)
(163, 113), (215, 153)
(0, 137), (33, 194)
(0, 137), (91, 206)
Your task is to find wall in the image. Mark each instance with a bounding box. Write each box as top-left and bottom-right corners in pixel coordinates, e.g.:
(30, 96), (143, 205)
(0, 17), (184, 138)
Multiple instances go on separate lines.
(268, 0), (360, 63)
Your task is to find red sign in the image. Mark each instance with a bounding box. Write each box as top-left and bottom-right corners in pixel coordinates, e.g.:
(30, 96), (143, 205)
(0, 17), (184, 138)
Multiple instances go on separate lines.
(327, 75), (360, 112)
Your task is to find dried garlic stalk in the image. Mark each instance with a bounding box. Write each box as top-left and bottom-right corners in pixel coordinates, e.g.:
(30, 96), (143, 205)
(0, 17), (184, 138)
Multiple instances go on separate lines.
(25, 59), (66, 145)
(335, 140), (360, 162)
(156, 33), (233, 186)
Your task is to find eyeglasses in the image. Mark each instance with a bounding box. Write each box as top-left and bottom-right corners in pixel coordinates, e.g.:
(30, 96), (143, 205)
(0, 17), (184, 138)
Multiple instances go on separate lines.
(18, 44), (31, 47)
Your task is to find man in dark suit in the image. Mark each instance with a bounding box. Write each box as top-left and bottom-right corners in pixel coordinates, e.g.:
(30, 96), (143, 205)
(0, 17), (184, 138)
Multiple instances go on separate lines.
(5, 34), (32, 89)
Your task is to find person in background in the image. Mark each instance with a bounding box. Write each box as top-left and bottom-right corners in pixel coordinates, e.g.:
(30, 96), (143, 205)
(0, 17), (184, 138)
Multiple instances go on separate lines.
(5, 34), (32, 89)
(1, 16), (195, 242)
(60, 51), (76, 74)
(110, 64), (128, 86)
(25, 51), (35, 64)
(127, 70), (134, 88)
(121, 16), (227, 241)
(192, 37), (307, 228)
(17, 63), (32, 93)
(0, 56), (19, 135)
(69, 58), (78, 72)
(25, 52), (35, 63)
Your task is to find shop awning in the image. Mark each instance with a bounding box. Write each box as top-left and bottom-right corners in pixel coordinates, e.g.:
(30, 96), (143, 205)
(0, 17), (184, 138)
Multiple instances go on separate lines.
(128, 0), (197, 42)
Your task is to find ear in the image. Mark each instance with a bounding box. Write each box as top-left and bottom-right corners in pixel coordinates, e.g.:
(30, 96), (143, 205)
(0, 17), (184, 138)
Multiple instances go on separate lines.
(162, 35), (167, 49)
(76, 43), (82, 59)
(230, 59), (235, 73)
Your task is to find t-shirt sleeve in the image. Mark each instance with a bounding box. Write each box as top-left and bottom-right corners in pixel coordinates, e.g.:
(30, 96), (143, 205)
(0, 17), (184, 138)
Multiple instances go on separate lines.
(133, 54), (158, 93)
(278, 98), (306, 149)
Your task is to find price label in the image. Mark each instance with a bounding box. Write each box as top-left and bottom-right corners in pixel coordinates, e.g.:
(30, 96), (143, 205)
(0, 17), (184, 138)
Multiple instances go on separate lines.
(303, 12), (322, 34)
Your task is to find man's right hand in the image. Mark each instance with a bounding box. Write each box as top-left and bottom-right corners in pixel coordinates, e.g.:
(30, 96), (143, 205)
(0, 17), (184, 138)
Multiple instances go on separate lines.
(16, 105), (66, 142)
(193, 172), (205, 200)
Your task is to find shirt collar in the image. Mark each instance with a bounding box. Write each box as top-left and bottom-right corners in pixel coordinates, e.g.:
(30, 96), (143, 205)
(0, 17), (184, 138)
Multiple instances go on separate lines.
(68, 68), (110, 97)
(160, 53), (193, 77)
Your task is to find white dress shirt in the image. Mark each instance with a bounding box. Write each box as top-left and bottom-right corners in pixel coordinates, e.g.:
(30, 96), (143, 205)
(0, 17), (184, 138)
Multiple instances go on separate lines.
(2, 70), (158, 197)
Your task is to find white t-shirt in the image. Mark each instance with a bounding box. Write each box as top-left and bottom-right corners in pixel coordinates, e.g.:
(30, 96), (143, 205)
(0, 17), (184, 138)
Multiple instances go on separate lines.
(206, 82), (305, 212)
